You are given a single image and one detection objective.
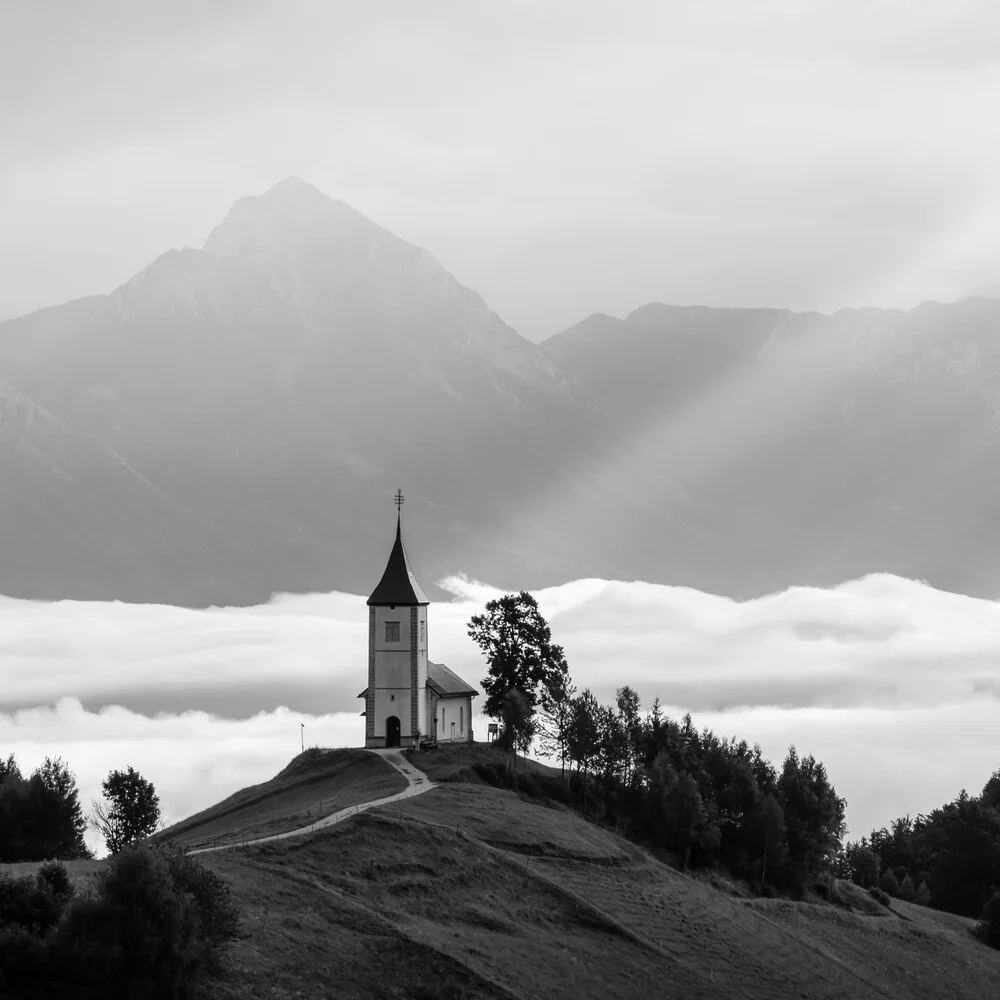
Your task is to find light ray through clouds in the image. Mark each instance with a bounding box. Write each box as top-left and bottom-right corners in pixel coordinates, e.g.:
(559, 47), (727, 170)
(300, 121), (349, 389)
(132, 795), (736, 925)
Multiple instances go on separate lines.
(2, 573), (999, 851)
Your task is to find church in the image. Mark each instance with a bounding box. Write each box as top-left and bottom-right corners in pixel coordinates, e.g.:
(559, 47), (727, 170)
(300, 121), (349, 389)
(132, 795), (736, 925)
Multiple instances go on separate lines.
(358, 496), (479, 749)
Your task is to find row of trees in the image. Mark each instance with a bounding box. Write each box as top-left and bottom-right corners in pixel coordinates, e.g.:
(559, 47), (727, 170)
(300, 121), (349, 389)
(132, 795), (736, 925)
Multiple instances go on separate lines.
(469, 592), (846, 893)
(0, 754), (161, 861)
(836, 769), (1000, 922)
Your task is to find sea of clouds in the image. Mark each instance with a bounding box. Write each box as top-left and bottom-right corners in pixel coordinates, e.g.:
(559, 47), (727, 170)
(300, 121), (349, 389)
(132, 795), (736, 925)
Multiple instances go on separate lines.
(2, 572), (998, 854)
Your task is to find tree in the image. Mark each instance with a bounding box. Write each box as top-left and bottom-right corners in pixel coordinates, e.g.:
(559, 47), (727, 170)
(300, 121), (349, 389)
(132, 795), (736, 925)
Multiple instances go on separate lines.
(538, 669), (576, 781)
(566, 690), (601, 813)
(32, 758), (90, 860)
(500, 688), (537, 775)
(840, 839), (880, 888)
(90, 767), (161, 855)
(468, 592), (569, 740)
(0, 754), (22, 786)
(615, 686), (642, 786)
(0, 757), (91, 862)
(777, 747), (846, 889)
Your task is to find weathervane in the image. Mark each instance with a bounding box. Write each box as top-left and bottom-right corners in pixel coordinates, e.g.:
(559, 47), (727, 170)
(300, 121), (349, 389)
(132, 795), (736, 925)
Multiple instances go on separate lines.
(394, 488), (405, 512)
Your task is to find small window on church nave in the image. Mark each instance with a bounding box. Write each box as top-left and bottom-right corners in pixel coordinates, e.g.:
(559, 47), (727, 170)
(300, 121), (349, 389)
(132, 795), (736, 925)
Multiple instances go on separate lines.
(385, 621), (400, 642)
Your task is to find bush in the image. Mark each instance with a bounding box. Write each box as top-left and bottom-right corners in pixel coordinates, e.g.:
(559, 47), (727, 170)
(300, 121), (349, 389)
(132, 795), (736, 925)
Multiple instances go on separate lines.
(878, 870), (900, 897)
(0, 924), (50, 994)
(868, 886), (891, 907)
(0, 847), (240, 999)
(156, 846), (241, 954)
(46, 844), (242, 998)
(0, 872), (64, 934)
(977, 890), (1000, 949)
(898, 873), (916, 902)
(37, 860), (75, 900)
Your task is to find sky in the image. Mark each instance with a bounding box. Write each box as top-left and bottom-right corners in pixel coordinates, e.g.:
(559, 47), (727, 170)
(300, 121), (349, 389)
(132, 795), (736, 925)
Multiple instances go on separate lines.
(2, 1), (1000, 339)
(2, 573), (998, 854)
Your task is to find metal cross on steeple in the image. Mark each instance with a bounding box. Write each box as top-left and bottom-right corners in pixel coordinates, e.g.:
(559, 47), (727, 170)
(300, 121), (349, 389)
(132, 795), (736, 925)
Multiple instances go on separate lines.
(394, 488), (405, 512)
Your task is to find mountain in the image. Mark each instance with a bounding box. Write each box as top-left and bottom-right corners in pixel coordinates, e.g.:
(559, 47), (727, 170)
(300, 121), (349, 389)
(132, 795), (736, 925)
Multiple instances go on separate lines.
(542, 299), (1000, 597)
(0, 179), (602, 605)
(4, 178), (1000, 605)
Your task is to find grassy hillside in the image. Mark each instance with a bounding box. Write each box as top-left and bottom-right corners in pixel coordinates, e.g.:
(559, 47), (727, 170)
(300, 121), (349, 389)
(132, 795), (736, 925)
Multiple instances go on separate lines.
(185, 744), (997, 999)
(156, 748), (407, 850)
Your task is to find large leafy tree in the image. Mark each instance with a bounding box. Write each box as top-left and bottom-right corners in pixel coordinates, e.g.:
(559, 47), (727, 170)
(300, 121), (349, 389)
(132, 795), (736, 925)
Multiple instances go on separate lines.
(90, 767), (161, 856)
(33, 757), (90, 859)
(0, 755), (90, 861)
(468, 591), (569, 731)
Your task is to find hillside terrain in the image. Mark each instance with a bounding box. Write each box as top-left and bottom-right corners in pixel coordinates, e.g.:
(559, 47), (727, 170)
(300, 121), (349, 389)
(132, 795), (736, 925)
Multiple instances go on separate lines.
(149, 746), (998, 999)
(5, 179), (1000, 603)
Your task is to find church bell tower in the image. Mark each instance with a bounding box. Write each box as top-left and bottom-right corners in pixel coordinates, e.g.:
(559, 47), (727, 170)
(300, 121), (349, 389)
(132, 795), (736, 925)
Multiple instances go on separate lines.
(362, 490), (429, 749)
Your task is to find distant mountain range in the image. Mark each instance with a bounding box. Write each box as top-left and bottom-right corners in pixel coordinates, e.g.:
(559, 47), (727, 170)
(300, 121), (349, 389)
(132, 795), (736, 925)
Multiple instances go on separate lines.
(3, 177), (1000, 605)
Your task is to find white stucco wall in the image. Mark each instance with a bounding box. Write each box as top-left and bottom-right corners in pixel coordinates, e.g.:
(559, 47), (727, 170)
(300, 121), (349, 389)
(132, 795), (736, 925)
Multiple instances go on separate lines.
(370, 604), (427, 744)
(434, 694), (473, 742)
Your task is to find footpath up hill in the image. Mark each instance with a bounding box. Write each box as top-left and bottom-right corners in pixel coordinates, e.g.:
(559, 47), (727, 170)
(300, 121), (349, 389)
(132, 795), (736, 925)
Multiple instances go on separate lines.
(188, 743), (999, 1000)
(156, 747), (407, 850)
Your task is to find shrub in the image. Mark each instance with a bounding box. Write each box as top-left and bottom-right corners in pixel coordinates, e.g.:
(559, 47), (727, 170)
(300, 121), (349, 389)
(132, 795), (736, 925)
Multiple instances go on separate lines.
(976, 890), (1000, 949)
(915, 881), (931, 906)
(0, 924), (50, 994)
(0, 872), (64, 934)
(868, 886), (891, 907)
(156, 846), (241, 954)
(810, 879), (832, 902)
(37, 860), (75, 900)
(878, 870), (900, 897)
(898, 873), (916, 902)
(49, 845), (202, 998)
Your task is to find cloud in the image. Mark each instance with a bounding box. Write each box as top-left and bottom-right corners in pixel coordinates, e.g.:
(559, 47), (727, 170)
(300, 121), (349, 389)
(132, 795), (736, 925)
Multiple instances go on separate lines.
(1, 698), (362, 856)
(2, 572), (999, 848)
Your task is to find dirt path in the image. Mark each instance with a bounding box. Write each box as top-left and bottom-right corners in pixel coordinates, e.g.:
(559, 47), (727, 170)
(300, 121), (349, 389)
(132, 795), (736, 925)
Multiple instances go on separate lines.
(189, 748), (433, 856)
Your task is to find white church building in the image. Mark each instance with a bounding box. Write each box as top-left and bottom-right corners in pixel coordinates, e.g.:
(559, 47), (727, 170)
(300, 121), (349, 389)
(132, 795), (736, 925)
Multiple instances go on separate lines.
(358, 504), (478, 748)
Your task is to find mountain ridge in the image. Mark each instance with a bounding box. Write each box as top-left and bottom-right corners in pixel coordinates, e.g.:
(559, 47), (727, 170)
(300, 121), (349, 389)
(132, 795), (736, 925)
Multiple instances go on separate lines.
(3, 180), (1000, 605)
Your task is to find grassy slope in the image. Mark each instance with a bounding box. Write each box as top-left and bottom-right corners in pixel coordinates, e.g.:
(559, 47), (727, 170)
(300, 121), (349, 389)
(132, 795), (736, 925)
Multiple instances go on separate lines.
(155, 748), (407, 849)
(192, 744), (998, 999)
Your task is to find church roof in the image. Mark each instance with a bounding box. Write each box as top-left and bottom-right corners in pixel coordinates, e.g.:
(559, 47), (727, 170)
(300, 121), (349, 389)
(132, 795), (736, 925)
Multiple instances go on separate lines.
(357, 662), (478, 702)
(367, 514), (429, 607)
(427, 661), (479, 699)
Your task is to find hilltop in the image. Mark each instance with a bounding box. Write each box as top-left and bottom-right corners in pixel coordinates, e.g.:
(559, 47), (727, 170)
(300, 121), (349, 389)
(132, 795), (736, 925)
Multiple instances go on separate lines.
(151, 745), (997, 999)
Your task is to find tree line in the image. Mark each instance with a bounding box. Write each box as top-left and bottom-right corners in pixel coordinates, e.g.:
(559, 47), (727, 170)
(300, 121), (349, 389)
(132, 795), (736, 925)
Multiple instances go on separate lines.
(836, 769), (1000, 942)
(469, 590), (1000, 947)
(0, 754), (161, 861)
(469, 592), (846, 895)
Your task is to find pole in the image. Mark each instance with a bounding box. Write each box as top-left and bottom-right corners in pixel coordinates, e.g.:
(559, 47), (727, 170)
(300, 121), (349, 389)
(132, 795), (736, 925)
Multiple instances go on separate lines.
(301, 723), (305, 754)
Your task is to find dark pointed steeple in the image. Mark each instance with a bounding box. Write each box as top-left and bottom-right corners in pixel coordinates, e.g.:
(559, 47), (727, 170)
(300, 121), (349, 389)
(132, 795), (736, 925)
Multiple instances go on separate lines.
(367, 494), (429, 606)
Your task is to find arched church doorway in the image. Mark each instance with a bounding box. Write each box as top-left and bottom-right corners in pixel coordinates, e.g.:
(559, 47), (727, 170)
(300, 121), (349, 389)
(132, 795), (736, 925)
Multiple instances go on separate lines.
(386, 716), (401, 748)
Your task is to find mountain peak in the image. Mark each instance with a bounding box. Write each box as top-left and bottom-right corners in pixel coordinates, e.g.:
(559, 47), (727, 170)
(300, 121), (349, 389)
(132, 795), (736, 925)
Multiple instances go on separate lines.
(257, 175), (340, 209)
(202, 178), (380, 262)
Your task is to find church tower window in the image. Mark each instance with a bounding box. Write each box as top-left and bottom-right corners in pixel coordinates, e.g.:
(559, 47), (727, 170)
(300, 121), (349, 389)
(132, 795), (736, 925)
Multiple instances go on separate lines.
(385, 621), (400, 642)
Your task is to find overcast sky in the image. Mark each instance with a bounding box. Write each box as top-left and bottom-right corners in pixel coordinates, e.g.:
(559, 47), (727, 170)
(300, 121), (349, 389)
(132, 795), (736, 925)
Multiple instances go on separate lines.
(3, 572), (998, 853)
(2, 0), (999, 339)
